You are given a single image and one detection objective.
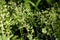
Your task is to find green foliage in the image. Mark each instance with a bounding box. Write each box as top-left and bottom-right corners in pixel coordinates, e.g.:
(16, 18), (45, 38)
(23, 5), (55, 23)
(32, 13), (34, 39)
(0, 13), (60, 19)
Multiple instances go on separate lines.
(0, 0), (60, 40)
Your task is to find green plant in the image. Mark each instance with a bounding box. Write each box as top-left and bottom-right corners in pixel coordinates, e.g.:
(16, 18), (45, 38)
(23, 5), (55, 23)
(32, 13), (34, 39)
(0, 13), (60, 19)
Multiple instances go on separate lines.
(0, 0), (60, 40)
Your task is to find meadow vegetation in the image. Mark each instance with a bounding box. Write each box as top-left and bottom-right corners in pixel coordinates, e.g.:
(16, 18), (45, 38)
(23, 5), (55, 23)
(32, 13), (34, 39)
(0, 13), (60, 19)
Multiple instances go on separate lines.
(0, 0), (60, 40)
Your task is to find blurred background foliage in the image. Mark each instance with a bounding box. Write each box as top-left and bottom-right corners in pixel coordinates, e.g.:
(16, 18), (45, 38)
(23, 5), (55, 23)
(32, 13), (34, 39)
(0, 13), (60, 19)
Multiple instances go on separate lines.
(0, 0), (60, 40)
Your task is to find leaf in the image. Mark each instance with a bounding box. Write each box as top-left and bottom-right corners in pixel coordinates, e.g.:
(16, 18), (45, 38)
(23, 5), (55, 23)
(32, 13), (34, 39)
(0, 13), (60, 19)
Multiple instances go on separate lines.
(29, 1), (38, 10)
(36, 0), (41, 7)
(29, 1), (36, 7)
(46, 0), (51, 4)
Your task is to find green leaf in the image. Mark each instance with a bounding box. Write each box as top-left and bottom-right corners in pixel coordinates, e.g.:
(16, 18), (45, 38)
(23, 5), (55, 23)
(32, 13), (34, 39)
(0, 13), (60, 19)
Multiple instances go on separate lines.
(29, 1), (38, 10)
(36, 0), (41, 7)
